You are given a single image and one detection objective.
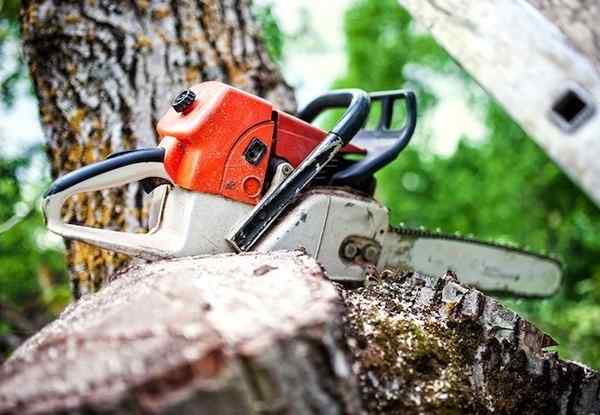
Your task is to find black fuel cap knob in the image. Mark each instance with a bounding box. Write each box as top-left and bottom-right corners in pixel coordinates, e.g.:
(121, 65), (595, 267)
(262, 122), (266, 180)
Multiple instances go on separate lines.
(172, 89), (196, 113)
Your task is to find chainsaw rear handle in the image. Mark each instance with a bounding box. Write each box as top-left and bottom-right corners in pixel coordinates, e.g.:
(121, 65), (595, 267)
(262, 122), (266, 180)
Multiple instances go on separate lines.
(228, 89), (371, 251)
(43, 148), (175, 257)
(299, 89), (418, 185)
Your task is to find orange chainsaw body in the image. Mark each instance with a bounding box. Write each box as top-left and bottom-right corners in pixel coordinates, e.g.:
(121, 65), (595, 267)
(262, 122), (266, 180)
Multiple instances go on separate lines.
(157, 81), (364, 205)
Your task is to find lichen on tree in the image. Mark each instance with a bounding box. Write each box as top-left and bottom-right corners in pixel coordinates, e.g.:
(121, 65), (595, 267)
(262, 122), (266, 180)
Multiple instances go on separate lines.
(341, 270), (600, 414)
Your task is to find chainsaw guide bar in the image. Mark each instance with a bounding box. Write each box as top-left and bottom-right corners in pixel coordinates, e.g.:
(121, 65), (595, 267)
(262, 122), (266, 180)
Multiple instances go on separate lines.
(383, 225), (562, 297)
(390, 225), (561, 265)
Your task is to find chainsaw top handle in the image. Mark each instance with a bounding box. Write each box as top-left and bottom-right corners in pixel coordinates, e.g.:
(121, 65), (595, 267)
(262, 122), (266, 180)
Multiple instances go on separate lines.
(298, 89), (418, 187)
(297, 90), (371, 144)
(43, 148), (174, 257)
(228, 89), (371, 252)
(44, 148), (166, 198)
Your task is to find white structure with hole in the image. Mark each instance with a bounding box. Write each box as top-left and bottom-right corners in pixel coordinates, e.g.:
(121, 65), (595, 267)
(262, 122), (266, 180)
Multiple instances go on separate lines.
(399, 0), (600, 206)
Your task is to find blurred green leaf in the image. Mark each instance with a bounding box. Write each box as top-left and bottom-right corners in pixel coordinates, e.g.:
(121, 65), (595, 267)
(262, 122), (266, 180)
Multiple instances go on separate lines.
(0, 147), (68, 357)
(0, 0), (20, 21)
(255, 3), (284, 62)
(0, 0), (25, 109)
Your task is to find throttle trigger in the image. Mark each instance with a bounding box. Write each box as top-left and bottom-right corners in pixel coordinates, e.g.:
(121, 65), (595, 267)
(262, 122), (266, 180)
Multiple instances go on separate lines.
(141, 177), (172, 194)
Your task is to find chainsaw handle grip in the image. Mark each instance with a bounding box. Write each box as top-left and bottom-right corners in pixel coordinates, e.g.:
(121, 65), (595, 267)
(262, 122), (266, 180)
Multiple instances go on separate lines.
(43, 148), (175, 258)
(297, 90), (371, 145)
(332, 90), (417, 185)
(44, 148), (167, 198)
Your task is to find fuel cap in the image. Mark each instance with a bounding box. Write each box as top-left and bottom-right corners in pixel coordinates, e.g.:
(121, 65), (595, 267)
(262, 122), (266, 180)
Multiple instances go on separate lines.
(172, 90), (196, 113)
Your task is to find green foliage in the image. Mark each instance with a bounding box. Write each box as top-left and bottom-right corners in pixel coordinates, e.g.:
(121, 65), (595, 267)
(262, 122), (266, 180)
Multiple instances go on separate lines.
(334, 0), (461, 112)
(255, 3), (284, 62)
(0, 0), (26, 108)
(0, 147), (69, 357)
(0, 0), (68, 356)
(339, 0), (600, 367)
(0, 0), (20, 21)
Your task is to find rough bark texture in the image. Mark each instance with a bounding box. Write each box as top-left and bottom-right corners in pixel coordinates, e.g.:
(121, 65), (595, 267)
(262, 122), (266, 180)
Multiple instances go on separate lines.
(342, 270), (600, 414)
(20, 0), (296, 297)
(1, 252), (598, 414)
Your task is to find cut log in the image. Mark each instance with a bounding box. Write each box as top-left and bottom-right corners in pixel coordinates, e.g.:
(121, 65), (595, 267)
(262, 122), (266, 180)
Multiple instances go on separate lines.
(0, 252), (361, 414)
(1, 252), (598, 414)
(398, 0), (600, 206)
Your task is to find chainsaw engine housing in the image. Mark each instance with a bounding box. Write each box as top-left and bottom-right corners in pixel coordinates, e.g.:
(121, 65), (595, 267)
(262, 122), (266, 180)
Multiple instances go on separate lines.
(146, 186), (388, 281)
(156, 81), (363, 205)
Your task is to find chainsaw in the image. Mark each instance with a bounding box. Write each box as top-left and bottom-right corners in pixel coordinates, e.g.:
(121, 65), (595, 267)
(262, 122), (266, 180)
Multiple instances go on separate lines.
(42, 81), (562, 297)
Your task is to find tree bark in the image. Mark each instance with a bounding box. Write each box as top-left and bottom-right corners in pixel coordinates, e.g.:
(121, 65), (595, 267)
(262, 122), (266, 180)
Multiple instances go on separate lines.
(1, 252), (598, 414)
(342, 270), (600, 414)
(20, 0), (295, 298)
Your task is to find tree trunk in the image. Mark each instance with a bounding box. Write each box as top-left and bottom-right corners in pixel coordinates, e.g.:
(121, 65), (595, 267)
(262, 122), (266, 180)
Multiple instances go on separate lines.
(1, 252), (598, 414)
(342, 270), (600, 414)
(20, 0), (295, 298)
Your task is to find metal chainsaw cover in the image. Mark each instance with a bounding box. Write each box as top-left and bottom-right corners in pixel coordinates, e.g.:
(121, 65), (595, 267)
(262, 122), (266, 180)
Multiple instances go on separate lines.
(256, 188), (389, 282)
(156, 82), (363, 205)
